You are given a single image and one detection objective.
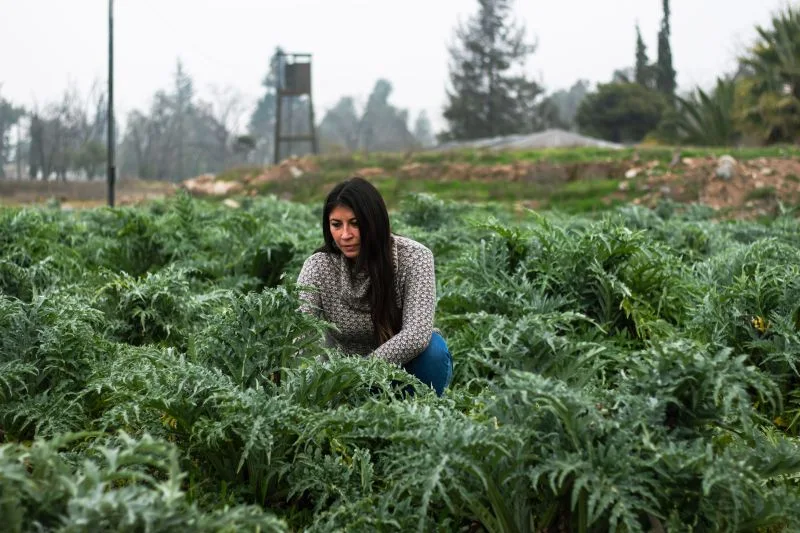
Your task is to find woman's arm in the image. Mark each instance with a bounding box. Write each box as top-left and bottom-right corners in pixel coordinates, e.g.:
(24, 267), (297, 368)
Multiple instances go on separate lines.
(372, 247), (436, 365)
(296, 254), (324, 319)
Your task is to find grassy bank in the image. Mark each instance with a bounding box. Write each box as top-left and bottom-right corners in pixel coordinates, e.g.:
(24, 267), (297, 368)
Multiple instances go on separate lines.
(217, 144), (798, 214)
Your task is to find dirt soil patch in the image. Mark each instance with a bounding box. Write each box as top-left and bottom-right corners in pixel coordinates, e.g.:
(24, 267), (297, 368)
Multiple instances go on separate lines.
(180, 156), (322, 197)
(9, 153), (798, 219)
(244, 156), (320, 187)
(0, 178), (178, 207)
(626, 156), (800, 218)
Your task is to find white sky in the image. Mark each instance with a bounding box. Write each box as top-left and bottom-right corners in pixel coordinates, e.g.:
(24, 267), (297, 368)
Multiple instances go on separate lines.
(0, 0), (794, 133)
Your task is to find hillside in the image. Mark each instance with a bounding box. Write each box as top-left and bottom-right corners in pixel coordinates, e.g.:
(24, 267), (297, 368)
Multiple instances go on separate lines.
(2, 145), (800, 218)
(186, 145), (800, 219)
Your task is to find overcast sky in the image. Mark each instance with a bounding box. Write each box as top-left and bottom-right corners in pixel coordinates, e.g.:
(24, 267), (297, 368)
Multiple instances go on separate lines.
(0, 0), (793, 133)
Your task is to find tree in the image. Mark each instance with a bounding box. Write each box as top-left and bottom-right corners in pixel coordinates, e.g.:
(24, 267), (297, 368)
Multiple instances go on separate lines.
(612, 67), (634, 84)
(120, 61), (206, 181)
(318, 97), (361, 152)
(75, 84), (109, 180)
(635, 24), (654, 89)
(172, 60), (194, 180)
(54, 82), (109, 180)
(576, 82), (667, 143)
(205, 84), (247, 167)
(675, 77), (740, 146)
(442, 0), (544, 140)
(28, 110), (67, 181)
(413, 111), (436, 148)
(10, 85), (108, 181)
(318, 80), (417, 154)
(27, 85), (98, 181)
(0, 93), (25, 178)
(656, 0), (676, 99)
(738, 6), (800, 144)
(119, 60), (262, 179)
(359, 79), (416, 152)
(74, 141), (106, 179)
(528, 96), (568, 131)
(546, 80), (591, 130)
(249, 47), (284, 164)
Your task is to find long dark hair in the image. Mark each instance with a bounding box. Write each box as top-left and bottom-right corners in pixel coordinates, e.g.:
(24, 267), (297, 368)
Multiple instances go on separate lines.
(319, 177), (401, 344)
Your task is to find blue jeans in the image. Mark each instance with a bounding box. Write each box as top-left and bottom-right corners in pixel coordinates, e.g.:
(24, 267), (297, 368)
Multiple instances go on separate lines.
(403, 332), (453, 396)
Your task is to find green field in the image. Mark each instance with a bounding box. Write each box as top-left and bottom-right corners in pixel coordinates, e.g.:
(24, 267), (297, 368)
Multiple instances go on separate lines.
(1, 191), (800, 531)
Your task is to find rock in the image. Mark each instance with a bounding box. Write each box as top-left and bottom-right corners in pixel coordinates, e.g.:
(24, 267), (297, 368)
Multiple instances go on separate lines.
(223, 199), (241, 209)
(715, 155), (737, 180)
(181, 173), (243, 196)
(625, 168), (640, 179)
(211, 181), (242, 195)
(760, 167), (775, 176)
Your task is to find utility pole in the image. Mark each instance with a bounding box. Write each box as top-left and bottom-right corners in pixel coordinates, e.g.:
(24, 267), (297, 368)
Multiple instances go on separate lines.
(16, 119), (22, 179)
(107, 0), (116, 207)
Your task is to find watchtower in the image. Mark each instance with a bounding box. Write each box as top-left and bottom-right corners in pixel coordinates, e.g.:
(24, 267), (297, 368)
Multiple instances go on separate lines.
(273, 52), (318, 164)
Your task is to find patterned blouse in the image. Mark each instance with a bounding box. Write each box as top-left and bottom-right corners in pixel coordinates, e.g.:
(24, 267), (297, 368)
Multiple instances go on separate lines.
(296, 235), (437, 365)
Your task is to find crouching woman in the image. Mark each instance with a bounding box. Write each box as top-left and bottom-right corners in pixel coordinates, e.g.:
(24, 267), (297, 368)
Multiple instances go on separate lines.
(296, 177), (453, 396)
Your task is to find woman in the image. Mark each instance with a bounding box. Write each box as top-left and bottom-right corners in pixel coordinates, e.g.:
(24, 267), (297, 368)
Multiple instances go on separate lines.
(296, 177), (453, 396)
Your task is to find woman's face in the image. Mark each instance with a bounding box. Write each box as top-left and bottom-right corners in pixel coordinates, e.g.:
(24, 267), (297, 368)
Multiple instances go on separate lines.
(329, 205), (360, 259)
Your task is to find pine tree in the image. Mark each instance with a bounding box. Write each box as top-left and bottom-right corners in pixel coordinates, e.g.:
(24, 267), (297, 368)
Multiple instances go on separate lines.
(656, 0), (676, 100)
(359, 79), (416, 152)
(634, 24), (651, 88)
(443, 0), (543, 140)
(248, 47), (284, 164)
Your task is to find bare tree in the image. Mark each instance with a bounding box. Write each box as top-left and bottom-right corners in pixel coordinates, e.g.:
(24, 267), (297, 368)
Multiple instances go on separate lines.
(26, 83), (108, 181)
(0, 87), (25, 178)
(29, 103), (68, 181)
(204, 84), (246, 167)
